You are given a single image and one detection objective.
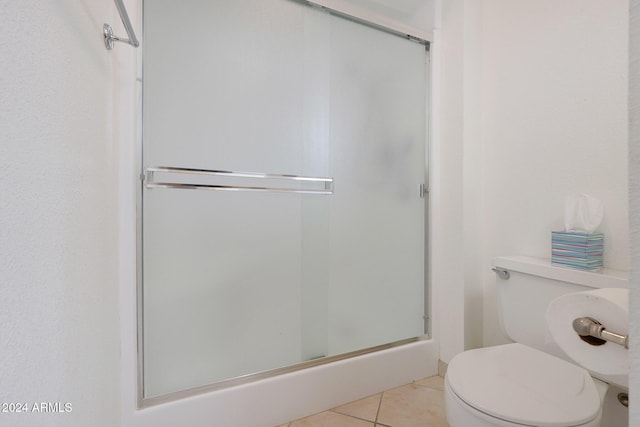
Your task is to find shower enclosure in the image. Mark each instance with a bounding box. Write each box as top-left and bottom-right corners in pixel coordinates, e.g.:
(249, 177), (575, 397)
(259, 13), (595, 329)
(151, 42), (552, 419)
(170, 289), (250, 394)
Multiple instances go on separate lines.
(140, 0), (430, 402)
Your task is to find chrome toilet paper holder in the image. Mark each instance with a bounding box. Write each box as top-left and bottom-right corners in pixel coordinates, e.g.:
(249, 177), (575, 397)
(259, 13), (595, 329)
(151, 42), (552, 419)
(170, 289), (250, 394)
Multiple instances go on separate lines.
(572, 317), (629, 349)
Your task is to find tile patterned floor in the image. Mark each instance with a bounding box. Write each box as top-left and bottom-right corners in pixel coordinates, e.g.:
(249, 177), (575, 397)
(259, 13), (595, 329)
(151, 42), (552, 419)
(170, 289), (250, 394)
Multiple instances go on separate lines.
(276, 376), (450, 427)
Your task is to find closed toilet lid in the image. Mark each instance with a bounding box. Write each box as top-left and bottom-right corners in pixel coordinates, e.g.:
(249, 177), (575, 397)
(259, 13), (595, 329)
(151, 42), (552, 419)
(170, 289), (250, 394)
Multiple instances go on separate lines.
(446, 343), (600, 427)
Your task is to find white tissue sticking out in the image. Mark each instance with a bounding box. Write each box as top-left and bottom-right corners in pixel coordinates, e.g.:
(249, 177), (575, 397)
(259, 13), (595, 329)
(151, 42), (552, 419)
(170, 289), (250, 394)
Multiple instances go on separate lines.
(564, 194), (603, 233)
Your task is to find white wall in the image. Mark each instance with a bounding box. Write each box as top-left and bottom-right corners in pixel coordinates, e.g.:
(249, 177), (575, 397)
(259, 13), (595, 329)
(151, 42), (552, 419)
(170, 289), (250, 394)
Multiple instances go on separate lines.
(461, 0), (485, 351)
(477, 0), (629, 347)
(434, 0), (629, 358)
(432, 0), (487, 361)
(431, 0), (465, 364)
(628, 0), (640, 423)
(0, 1), (121, 426)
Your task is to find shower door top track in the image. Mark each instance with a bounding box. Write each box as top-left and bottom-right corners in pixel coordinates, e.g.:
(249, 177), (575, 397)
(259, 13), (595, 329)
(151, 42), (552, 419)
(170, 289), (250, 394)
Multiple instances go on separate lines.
(296, 0), (431, 46)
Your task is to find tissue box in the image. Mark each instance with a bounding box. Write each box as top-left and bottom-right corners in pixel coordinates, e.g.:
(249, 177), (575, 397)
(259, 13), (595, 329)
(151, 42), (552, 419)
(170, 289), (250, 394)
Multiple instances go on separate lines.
(551, 231), (604, 270)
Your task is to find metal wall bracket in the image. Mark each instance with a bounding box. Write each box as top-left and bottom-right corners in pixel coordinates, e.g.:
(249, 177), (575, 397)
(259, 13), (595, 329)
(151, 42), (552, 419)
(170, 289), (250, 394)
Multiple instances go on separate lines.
(104, 0), (139, 50)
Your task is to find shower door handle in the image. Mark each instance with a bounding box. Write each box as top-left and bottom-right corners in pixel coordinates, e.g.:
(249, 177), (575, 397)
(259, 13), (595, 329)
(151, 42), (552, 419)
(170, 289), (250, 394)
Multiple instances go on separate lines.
(144, 166), (334, 195)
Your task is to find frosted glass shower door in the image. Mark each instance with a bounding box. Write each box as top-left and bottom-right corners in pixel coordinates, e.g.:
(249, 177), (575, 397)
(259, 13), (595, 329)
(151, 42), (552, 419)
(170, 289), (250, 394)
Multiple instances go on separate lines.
(142, 0), (324, 398)
(325, 15), (427, 356)
(141, 0), (427, 399)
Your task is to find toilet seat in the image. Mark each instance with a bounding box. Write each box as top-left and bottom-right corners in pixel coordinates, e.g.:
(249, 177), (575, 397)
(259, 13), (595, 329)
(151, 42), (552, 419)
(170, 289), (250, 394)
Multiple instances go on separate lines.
(446, 343), (601, 427)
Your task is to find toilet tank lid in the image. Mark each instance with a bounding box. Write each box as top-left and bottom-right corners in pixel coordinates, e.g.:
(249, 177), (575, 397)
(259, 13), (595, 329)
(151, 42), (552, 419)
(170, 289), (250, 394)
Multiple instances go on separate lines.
(446, 344), (601, 427)
(493, 256), (628, 289)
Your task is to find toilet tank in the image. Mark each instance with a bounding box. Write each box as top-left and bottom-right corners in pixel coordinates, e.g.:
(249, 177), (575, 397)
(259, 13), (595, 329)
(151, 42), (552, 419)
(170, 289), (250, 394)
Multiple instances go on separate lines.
(493, 256), (628, 356)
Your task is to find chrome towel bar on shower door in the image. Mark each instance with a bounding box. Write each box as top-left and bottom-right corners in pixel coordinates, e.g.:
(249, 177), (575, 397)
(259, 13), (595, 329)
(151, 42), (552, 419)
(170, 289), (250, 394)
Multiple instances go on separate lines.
(144, 166), (334, 195)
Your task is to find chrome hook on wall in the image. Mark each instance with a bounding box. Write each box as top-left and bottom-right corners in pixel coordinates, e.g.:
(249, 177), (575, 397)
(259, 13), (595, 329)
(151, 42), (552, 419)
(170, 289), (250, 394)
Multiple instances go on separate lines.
(104, 0), (139, 50)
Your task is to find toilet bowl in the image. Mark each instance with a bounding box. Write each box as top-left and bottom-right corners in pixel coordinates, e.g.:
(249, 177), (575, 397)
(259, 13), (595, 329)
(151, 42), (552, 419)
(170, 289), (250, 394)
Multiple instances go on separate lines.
(444, 256), (629, 427)
(444, 344), (608, 427)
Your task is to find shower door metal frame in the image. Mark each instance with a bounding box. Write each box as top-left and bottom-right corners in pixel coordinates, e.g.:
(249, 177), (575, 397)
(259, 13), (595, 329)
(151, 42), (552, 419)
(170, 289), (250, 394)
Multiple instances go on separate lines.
(135, 0), (432, 408)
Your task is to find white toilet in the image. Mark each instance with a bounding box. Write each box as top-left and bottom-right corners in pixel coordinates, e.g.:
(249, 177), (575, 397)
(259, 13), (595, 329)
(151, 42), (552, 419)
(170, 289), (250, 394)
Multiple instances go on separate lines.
(444, 256), (629, 427)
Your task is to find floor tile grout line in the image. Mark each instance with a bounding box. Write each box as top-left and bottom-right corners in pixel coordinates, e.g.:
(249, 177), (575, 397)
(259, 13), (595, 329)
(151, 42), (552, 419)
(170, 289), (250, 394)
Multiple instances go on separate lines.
(329, 409), (378, 424)
(413, 376), (446, 391)
(374, 390), (383, 424)
(414, 383), (444, 391)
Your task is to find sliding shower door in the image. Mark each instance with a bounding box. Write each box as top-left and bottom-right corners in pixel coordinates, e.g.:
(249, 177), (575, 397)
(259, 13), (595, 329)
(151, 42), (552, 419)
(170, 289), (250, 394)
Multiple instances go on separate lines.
(141, 0), (428, 399)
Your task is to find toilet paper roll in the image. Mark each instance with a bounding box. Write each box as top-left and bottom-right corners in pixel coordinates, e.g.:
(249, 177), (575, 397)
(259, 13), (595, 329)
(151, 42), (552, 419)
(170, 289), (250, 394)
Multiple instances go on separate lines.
(545, 288), (628, 377)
